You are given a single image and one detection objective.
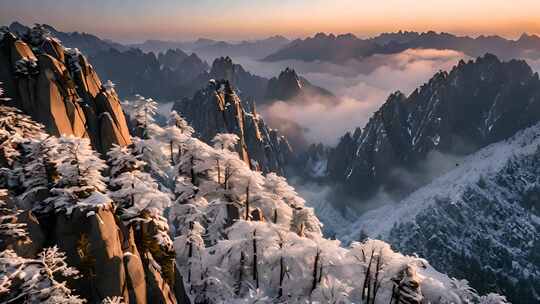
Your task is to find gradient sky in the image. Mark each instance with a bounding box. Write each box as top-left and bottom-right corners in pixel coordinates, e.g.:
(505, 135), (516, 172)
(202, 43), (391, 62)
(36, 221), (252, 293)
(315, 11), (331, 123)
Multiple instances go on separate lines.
(1, 0), (539, 42)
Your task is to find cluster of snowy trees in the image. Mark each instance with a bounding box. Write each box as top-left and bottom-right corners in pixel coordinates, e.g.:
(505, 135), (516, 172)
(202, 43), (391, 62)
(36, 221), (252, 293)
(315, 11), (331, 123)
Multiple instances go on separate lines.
(0, 88), (509, 303)
(120, 95), (508, 304)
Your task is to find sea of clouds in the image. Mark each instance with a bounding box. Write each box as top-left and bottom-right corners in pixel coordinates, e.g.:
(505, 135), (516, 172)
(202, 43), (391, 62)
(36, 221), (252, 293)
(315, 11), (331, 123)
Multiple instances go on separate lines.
(233, 49), (469, 146)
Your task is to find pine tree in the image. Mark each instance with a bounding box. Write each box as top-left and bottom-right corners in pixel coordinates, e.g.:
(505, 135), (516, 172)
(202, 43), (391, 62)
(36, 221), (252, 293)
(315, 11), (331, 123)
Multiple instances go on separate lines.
(168, 111), (194, 136)
(0, 189), (28, 246)
(212, 133), (239, 151)
(0, 247), (84, 303)
(132, 95), (158, 139)
(18, 137), (59, 210)
(44, 136), (109, 214)
(107, 145), (170, 222)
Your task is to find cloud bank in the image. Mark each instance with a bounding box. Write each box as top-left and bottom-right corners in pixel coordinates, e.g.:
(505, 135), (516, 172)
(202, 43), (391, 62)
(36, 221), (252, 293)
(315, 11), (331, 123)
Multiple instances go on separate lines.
(235, 49), (468, 146)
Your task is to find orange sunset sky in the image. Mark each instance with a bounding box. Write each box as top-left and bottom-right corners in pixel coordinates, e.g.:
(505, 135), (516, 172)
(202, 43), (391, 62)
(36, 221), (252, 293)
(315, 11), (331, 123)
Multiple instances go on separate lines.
(1, 0), (539, 42)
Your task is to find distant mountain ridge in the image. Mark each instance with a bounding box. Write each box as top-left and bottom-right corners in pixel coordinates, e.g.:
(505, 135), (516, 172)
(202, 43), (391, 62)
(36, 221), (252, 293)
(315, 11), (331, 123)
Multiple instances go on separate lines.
(8, 21), (129, 56)
(130, 35), (290, 59)
(88, 47), (209, 101)
(264, 31), (540, 63)
(192, 56), (334, 106)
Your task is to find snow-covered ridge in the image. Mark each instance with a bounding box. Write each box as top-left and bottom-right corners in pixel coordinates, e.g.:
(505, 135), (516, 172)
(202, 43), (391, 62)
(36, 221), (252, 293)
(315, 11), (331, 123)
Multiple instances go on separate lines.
(0, 87), (509, 303)
(344, 122), (540, 241)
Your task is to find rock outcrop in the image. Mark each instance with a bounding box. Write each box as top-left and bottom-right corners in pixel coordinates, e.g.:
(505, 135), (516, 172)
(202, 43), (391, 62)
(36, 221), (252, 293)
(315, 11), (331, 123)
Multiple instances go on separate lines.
(326, 54), (540, 202)
(173, 80), (292, 174)
(265, 67), (334, 102)
(0, 26), (131, 154)
(191, 57), (334, 107)
(0, 106), (189, 304)
(189, 56), (268, 103)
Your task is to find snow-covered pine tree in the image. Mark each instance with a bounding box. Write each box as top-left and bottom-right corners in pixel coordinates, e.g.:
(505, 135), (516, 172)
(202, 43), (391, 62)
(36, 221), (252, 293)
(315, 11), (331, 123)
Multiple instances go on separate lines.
(168, 110), (194, 137)
(390, 264), (422, 304)
(18, 137), (60, 211)
(0, 246), (84, 303)
(0, 189), (29, 247)
(106, 144), (175, 284)
(107, 144), (171, 222)
(212, 133), (239, 151)
(44, 136), (110, 215)
(160, 112), (193, 166)
(0, 104), (46, 189)
(132, 95), (158, 139)
(174, 220), (205, 289)
(126, 99), (172, 182)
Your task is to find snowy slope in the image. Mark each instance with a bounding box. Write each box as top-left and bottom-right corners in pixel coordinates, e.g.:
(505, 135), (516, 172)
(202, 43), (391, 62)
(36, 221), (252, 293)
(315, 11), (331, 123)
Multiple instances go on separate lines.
(343, 122), (540, 241)
(339, 122), (540, 303)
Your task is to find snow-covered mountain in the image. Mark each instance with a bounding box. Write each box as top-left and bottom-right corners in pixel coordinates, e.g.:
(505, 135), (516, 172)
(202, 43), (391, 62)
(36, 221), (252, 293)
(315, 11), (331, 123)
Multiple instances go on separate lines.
(0, 92), (508, 304)
(322, 123), (540, 303)
(0, 26), (509, 304)
(172, 80), (292, 175)
(325, 54), (540, 205)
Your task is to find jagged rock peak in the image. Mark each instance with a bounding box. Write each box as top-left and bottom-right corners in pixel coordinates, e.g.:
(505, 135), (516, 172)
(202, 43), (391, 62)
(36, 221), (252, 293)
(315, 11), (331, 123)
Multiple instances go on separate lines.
(327, 53), (540, 200)
(173, 80), (292, 174)
(265, 67), (304, 101)
(210, 56), (245, 77)
(0, 25), (131, 154)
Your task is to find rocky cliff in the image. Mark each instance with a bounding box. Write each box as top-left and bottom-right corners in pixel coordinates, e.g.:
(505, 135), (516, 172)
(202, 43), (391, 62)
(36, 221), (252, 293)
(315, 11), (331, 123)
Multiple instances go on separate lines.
(0, 105), (189, 304)
(0, 25), (131, 154)
(193, 57), (334, 106)
(327, 54), (540, 202)
(204, 56), (268, 102)
(173, 80), (292, 174)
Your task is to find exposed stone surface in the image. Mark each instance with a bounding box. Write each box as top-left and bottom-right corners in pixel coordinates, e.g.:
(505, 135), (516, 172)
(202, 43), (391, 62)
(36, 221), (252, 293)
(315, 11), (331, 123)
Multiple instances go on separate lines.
(0, 29), (189, 304)
(173, 80), (292, 174)
(0, 26), (131, 154)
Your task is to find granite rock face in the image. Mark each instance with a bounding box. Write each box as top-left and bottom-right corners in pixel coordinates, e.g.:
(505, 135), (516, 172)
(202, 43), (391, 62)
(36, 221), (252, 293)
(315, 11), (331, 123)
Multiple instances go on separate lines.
(0, 106), (189, 304)
(173, 80), (292, 174)
(0, 26), (131, 154)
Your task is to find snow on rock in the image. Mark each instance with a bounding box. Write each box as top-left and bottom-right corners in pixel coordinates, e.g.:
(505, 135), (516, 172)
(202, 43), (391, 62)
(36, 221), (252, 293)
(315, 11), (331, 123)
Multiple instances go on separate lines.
(0, 82), (509, 303)
(344, 122), (540, 240)
(341, 122), (540, 303)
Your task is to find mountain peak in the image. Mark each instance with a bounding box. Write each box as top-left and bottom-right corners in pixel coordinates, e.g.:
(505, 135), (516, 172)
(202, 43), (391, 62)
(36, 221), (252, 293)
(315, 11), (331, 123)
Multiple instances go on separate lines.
(328, 55), (540, 201)
(265, 67), (303, 101)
